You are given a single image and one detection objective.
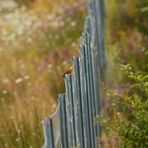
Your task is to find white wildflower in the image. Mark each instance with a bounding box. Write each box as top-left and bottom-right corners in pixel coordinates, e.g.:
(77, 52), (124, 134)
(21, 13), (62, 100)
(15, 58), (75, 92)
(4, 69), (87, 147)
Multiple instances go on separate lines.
(48, 64), (52, 69)
(15, 78), (23, 84)
(2, 90), (7, 94)
(16, 138), (20, 142)
(24, 75), (29, 80)
(70, 21), (76, 27)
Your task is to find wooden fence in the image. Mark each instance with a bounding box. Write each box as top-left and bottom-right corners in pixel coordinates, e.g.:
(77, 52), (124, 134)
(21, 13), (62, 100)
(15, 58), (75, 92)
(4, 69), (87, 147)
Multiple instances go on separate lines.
(42, 0), (105, 147)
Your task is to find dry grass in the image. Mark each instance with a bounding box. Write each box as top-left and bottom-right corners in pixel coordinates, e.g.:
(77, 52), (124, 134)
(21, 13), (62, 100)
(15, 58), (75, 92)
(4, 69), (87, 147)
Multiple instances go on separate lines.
(0, 0), (86, 147)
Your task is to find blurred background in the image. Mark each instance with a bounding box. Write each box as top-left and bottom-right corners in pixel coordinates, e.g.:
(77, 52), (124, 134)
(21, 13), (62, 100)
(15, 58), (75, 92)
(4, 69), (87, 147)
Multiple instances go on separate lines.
(0, 0), (147, 147)
(0, 0), (86, 147)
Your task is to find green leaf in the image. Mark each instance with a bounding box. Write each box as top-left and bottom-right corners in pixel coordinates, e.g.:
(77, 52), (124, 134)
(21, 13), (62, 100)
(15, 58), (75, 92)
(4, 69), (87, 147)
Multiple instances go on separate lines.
(141, 7), (148, 12)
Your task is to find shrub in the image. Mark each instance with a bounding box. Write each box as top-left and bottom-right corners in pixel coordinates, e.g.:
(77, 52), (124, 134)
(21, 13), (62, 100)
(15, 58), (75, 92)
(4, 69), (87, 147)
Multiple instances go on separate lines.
(106, 55), (148, 147)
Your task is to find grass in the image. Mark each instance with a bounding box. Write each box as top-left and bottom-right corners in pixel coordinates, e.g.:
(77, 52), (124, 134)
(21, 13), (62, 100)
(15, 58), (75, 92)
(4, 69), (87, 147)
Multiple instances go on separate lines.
(1, 0), (147, 147)
(0, 0), (86, 147)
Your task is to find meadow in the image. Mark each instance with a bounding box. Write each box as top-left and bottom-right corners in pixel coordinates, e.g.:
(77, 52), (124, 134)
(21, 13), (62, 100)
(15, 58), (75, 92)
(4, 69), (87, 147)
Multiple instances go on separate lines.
(0, 0), (86, 147)
(0, 0), (147, 147)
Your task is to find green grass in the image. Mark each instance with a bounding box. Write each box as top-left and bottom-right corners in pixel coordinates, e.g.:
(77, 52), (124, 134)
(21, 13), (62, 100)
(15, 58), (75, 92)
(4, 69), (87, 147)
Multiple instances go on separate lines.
(101, 0), (148, 147)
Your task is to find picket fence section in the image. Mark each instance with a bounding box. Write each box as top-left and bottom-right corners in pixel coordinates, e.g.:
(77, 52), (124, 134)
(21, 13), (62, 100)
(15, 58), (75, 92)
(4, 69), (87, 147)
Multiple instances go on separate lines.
(42, 0), (105, 147)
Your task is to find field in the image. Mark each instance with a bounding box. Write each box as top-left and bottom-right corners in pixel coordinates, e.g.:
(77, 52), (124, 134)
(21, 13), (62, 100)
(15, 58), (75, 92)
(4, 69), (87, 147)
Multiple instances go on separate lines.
(0, 0), (147, 147)
(0, 0), (86, 147)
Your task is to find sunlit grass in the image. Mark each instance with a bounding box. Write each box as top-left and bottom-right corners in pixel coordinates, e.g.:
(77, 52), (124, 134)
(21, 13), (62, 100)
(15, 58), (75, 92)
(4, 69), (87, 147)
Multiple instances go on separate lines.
(0, 48), (57, 147)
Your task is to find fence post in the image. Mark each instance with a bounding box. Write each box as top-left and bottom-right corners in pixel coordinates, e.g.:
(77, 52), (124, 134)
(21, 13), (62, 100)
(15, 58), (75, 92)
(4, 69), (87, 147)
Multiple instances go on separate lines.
(58, 94), (69, 148)
(73, 56), (85, 148)
(42, 118), (55, 148)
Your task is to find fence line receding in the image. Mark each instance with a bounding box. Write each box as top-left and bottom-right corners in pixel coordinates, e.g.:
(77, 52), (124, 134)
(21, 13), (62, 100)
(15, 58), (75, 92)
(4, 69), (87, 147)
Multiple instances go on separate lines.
(42, 0), (105, 147)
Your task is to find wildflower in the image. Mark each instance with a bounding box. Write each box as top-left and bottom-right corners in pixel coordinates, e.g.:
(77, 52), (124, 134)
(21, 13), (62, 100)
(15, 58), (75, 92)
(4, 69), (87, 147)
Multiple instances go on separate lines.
(70, 21), (76, 27)
(24, 75), (29, 80)
(15, 78), (23, 84)
(2, 90), (7, 94)
(47, 64), (52, 69)
(71, 42), (76, 47)
(16, 138), (20, 142)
